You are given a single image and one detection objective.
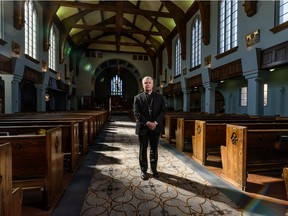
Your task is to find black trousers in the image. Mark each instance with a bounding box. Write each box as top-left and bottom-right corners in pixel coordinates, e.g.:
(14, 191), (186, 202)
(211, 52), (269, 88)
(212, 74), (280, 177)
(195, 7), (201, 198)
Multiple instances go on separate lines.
(138, 131), (160, 173)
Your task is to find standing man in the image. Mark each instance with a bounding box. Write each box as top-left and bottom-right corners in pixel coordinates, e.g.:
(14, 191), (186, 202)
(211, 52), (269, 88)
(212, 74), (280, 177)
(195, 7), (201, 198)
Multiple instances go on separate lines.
(133, 76), (166, 180)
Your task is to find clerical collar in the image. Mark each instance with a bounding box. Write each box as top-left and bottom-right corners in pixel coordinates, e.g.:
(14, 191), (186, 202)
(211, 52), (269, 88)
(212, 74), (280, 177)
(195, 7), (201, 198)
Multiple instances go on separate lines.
(145, 91), (152, 95)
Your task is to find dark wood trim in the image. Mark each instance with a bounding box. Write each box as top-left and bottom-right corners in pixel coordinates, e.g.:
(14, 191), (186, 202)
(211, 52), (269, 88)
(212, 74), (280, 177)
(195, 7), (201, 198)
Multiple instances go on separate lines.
(0, 39), (7, 46)
(260, 41), (288, 69)
(163, 81), (182, 95)
(210, 59), (242, 82)
(189, 65), (201, 72)
(270, 21), (288, 34)
(49, 68), (57, 74)
(24, 54), (40, 64)
(186, 74), (202, 88)
(215, 46), (238, 60)
(23, 66), (43, 84)
(0, 54), (12, 74)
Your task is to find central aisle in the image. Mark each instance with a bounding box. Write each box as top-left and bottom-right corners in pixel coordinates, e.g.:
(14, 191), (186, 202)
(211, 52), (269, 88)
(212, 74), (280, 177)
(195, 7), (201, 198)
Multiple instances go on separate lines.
(52, 115), (287, 216)
(79, 115), (246, 216)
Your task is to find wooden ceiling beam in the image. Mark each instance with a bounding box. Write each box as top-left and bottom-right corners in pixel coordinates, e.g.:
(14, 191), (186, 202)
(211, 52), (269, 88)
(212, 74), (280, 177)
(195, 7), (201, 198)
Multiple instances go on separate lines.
(84, 40), (154, 48)
(70, 24), (162, 36)
(59, 1), (174, 18)
(115, 1), (124, 53)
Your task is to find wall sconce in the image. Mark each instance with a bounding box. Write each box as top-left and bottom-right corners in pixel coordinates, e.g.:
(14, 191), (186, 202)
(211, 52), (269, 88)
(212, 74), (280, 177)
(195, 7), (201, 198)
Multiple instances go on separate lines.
(169, 75), (173, 84)
(57, 71), (61, 80)
(204, 55), (211, 68)
(160, 80), (166, 88)
(42, 61), (47, 72)
(12, 41), (21, 58)
(45, 93), (50, 102)
(182, 68), (187, 75)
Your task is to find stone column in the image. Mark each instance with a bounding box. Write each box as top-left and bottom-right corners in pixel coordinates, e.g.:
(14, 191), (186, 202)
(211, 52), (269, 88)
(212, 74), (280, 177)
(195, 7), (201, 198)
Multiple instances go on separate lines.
(182, 88), (192, 112)
(1, 74), (21, 113)
(244, 70), (268, 116)
(173, 93), (183, 111)
(35, 84), (47, 112)
(203, 82), (217, 113)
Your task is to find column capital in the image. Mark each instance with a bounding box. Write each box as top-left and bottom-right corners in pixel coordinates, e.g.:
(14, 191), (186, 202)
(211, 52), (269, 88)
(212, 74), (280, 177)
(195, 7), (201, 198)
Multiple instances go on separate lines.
(0, 74), (14, 82)
(244, 70), (269, 82)
(203, 82), (217, 90)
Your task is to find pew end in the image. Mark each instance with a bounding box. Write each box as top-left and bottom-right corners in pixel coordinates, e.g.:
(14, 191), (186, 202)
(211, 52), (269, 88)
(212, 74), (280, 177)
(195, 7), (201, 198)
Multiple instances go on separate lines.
(0, 143), (23, 216)
(283, 167), (288, 200)
(1, 127), (64, 210)
(221, 124), (247, 191)
(12, 187), (23, 216)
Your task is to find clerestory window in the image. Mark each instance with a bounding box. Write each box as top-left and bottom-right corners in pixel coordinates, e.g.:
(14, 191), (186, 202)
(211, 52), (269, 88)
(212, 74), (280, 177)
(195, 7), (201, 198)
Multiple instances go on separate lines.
(219, 0), (238, 54)
(175, 38), (181, 76)
(24, 0), (37, 59)
(48, 26), (56, 71)
(191, 17), (202, 68)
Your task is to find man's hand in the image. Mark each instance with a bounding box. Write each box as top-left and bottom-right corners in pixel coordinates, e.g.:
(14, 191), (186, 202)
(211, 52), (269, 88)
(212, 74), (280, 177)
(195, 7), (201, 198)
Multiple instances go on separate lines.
(146, 121), (157, 130)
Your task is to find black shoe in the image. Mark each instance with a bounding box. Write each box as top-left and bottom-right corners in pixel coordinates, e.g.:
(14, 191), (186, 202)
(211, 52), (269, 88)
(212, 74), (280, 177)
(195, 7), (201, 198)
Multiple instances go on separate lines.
(153, 171), (160, 178)
(141, 172), (149, 180)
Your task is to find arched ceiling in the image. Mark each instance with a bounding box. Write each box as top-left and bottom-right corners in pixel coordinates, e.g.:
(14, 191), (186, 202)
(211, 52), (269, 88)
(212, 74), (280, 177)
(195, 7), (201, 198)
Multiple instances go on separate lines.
(48, 0), (196, 57)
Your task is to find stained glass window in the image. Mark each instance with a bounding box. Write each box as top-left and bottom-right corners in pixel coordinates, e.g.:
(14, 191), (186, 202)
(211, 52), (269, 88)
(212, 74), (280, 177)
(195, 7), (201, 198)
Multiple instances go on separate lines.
(111, 75), (122, 96)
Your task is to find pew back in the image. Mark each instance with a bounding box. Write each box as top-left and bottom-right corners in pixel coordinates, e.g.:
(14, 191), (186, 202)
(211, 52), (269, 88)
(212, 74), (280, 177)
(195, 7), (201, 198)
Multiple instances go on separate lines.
(193, 120), (288, 165)
(221, 124), (288, 190)
(0, 127), (64, 208)
(0, 122), (79, 171)
(0, 143), (13, 216)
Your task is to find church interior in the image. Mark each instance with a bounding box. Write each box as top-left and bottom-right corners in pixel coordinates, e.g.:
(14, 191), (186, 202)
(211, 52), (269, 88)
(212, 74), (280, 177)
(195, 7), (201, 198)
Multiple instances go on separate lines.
(0, 1), (288, 215)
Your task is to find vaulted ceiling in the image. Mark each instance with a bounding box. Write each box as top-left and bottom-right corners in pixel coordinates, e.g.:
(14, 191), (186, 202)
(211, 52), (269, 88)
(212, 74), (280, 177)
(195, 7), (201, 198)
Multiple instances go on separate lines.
(54, 1), (195, 54)
(35, 1), (211, 70)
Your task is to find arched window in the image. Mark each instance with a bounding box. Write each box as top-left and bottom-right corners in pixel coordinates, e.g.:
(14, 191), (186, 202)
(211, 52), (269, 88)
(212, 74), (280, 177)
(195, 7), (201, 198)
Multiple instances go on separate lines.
(111, 75), (122, 96)
(219, 0), (238, 54)
(48, 26), (56, 71)
(175, 38), (181, 76)
(191, 17), (202, 68)
(24, 0), (37, 59)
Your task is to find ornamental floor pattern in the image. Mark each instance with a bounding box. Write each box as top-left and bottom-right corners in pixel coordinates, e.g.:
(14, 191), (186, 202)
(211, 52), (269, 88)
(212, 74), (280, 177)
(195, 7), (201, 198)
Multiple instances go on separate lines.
(79, 116), (247, 216)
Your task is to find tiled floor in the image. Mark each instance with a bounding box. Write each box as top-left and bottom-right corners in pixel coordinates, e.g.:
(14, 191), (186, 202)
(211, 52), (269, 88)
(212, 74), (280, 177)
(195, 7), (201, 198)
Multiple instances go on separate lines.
(23, 115), (288, 216)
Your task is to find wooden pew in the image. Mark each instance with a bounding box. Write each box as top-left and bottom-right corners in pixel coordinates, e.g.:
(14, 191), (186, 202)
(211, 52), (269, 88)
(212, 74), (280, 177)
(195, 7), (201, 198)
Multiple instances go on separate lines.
(0, 127), (64, 209)
(193, 120), (226, 165)
(0, 110), (108, 152)
(165, 112), (258, 144)
(193, 120), (288, 165)
(0, 122), (80, 172)
(221, 124), (288, 190)
(164, 112), (208, 143)
(175, 118), (195, 151)
(0, 117), (88, 155)
(283, 167), (288, 200)
(0, 142), (23, 216)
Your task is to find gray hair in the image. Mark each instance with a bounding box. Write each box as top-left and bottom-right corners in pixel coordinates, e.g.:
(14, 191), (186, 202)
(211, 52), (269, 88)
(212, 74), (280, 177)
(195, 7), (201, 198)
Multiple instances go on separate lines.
(142, 76), (153, 85)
